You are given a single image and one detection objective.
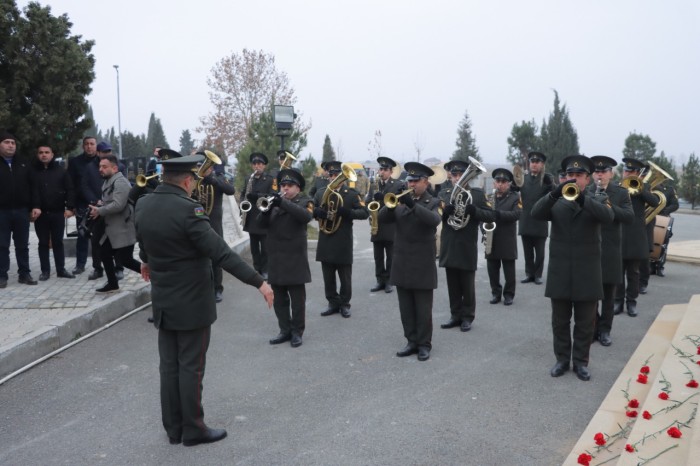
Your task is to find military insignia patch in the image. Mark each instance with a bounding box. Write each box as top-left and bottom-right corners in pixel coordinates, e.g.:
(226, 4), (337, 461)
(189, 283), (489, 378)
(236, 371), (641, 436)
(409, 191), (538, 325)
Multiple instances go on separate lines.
(194, 206), (205, 216)
(272, 179), (278, 192)
(517, 199), (523, 209)
(307, 201), (315, 213)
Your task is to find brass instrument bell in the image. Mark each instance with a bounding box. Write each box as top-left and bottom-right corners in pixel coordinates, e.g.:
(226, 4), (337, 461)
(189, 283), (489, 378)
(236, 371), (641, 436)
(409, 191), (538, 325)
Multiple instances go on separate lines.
(384, 188), (415, 209)
(135, 173), (158, 188)
(562, 182), (580, 201)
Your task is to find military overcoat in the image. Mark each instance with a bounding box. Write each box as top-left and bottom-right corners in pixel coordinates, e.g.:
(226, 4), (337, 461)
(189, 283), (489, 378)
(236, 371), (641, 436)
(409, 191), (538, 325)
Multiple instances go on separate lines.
(241, 172), (276, 235)
(518, 173), (553, 237)
(485, 189), (521, 261)
(621, 187), (659, 260)
(365, 177), (405, 243)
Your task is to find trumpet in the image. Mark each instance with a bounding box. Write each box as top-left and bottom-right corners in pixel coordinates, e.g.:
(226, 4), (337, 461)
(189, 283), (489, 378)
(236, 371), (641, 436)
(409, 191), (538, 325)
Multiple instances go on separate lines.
(135, 173), (158, 188)
(256, 195), (277, 212)
(384, 188), (415, 209)
(562, 182), (580, 201)
(367, 200), (380, 235)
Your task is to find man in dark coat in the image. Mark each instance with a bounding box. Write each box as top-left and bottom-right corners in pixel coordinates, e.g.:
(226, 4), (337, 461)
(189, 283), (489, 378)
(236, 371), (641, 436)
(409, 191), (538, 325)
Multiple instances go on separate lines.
(614, 158), (659, 317)
(0, 130), (41, 287)
(240, 152), (276, 279)
(313, 161), (369, 318)
(485, 168), (521, 306)
(67, 136), (99, 276)
(380, 162), (441, 361)
(33, 144), (76, 281)
(649, 181), (679, 277)
(532, 155), (614, 381)
(365, 156), (404, 293)
(136, 154), (273, 447)
(260, 169), (313, 348)
(588, 156), (634, 347)
(439, 159), (497, 332)
(308, 162), (330, 198)
(518, 151), (554, 285)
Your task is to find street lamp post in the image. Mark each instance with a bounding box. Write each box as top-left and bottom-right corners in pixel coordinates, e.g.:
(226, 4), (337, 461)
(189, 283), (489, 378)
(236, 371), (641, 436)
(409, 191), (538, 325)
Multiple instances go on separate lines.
(273, 105), (295, 152)
(113, 65), (123, 158)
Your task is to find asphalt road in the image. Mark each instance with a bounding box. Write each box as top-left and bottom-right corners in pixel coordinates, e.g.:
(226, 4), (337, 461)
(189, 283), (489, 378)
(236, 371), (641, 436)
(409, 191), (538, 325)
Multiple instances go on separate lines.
(1, 213), (698, 466)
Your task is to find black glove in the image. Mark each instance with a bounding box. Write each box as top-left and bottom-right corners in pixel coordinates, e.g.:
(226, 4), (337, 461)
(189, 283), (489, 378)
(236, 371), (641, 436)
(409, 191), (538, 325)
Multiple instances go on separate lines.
(551, 182), (568, 200)
(543, 175), (553, 187)
(373, 192), (383, 202)
(493, 210), (502, 221)
(313, 207), (328, 219)
(270, 193), (283, 208)
(246, 192), (260, 202)
(464, 204), (476, 217)
(441, 204), (455, 222)
(510, 184), (520, 193)
(400, 195), (415, 208)
(337, 206), (352, 218)
(576, 188), (586, 207)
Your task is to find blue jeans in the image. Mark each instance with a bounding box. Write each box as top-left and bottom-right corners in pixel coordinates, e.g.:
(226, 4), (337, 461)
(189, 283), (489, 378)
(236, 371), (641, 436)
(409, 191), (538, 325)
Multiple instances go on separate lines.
(0, 208), (31, 279)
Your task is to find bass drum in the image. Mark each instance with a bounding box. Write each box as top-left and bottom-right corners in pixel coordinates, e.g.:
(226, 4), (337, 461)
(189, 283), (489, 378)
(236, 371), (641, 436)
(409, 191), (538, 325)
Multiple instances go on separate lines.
(650, 215), (673, 261)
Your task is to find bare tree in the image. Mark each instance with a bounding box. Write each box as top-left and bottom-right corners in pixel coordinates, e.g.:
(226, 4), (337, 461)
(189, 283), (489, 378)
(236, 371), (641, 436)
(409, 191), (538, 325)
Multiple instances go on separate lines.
(413, 132), (425, 163)
(367, 130), (383, 159)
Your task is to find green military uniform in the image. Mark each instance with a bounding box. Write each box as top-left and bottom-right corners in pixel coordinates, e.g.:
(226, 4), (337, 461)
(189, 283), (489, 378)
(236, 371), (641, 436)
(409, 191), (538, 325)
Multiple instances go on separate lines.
(135, 155), (264, 444)
(240, 152), (276, 276)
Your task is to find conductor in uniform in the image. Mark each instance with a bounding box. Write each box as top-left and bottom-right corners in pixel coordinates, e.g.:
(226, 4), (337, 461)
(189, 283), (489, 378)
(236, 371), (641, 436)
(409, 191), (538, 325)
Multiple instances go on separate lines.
(313, 161), (369, 318)
(135, 153), (273, 446)
(532, 155), (614, 381)
(365, 156), (404, 293)
(588, 156), (634, 347)
(240, 152), (276, 279)
(485, 168), (522, 306)
(259, 169), (313, 348)
(518, 151), (554, 285)
(380, 162), (441, 361)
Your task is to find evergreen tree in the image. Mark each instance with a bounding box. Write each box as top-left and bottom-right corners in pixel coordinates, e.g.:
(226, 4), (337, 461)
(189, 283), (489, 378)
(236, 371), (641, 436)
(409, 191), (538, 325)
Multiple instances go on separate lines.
(145, 112), (169, 151)
(506, 119), (540, 167)
(681, 153), (700, 209)
(453, 110), (480, 162)
(539, 90), (579, 173)
(179, 129), (195, 155)
(299, 154), (318, 191)
(322, 134), (336, 163)
(0, 1), (95, 158)
(622, 132), (656, 161)
(120, 131), (147, 158)
(650, 150), (676, 179)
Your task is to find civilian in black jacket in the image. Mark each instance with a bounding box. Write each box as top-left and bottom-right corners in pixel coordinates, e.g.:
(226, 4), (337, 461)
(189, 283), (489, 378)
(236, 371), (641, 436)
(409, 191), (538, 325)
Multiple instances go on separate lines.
(0, 130), (41, 288)
(33, 144), (76, 280)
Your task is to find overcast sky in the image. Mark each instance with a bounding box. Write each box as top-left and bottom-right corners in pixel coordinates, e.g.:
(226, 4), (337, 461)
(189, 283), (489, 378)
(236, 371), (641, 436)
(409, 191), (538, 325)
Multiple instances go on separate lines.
(18, 0), (700, 166)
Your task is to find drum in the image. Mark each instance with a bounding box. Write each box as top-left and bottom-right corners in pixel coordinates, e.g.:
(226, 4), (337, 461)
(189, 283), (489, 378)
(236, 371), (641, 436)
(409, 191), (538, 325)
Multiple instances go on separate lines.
(650, 215), (673, 261)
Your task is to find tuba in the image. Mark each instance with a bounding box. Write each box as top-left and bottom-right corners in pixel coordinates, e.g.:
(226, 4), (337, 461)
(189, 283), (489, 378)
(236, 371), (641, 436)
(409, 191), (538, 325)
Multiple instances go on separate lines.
(318, 163), (358, 235)
(194, 150), (222, 216)
(447, 156), (487, 230)
(643, 161), (674, 224)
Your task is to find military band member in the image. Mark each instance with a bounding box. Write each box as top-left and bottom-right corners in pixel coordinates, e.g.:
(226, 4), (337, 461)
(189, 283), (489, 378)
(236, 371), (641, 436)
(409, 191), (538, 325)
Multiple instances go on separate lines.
(485, 168), (521, 306)
(380, 162), (441, 361)
(240, 152), (275, 280)
(614, 158), (659, 317)
(587, 156), (634, 347)
(135, 154), (273, 446)
(313, 161), (369, 318)
(518, 151), (554, 285)
(259, 169), (313, 348)
(649, 181), (679, 277)
(532, 155), (614, 381)
(439, 160), (497, 332)
(308, 161), (330, 198)
(557, 169), (568, 185)
(366, 156), (404, 293)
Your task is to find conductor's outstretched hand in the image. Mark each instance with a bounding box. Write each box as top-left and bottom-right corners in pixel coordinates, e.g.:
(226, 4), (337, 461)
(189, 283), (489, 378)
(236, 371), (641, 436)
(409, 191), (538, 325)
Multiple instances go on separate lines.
(258, 282), (274, 308)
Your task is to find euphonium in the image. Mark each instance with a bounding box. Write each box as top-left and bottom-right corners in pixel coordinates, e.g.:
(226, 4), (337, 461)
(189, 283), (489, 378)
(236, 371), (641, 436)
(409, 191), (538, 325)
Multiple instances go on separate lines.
(643, 161), (674, 224)
(135, 173), (158, 188)
(368, 200), (380, 235)
(384, 188), (414, 209)
(562, 182), (580, 201)
(318, 163), (358, 235)
(621, 175), (643, 196)
(194, 150), (222, 215)
(448, 156), (487, 230)
(279, 151), (297, 170)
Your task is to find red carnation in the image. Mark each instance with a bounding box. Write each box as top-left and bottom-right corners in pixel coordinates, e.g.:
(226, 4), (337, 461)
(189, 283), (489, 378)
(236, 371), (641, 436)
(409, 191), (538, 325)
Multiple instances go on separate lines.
(643, 410), (652, 420)
(594, 432), (606, 446)
(687, 379), (699, 388)
(658, 392), (670, 400)
(628, 399), (639, 408)
(697, 360), (700, 366)
(667, 426), (682, 438)
(625, 444), (635, 453)
(626, 410), (638, 418)
(577, 453), (592, 465)
(697, 346), (700, 355)
(640, 365), (650, 374)
(637, 374), (648, 384)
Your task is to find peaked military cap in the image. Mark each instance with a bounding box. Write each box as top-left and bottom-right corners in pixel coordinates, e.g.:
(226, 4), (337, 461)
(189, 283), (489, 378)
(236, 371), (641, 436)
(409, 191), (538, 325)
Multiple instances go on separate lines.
(249, 152), (268, 164)
(377, 156), (397, 169)
(492, 168), (513, 182)
(445, 160), (469, 174)
(161, 154), (204, 173)
(157, 148), (183, 161)
(561, 155), (593, 174)
(404, 162), (434, 181)
(621, 158), (646, 172)
(528, 151), (547, 163)
(278, 168), (305, 191)
(590, 155), (617, 172)
(326, 161), (343, 174)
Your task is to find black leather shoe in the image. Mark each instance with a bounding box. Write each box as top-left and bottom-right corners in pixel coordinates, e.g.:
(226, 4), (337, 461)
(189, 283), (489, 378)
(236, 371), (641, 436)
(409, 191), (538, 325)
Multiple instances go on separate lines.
(613, 301), (624, 315)
(639, 285), (647, 295)
(384, 284), (393, 293)
(396, 344), (418, 357)
(215, 290), (223, 303)
(0, 278), (7, 289)
(290, 334), (302, 348)
(18, 274), (38, 285)
(534, 277), (543, 285)
(269, 332), (291, 345)
(489, 295), (501, 304)
(503, 297), (513, 306)
(57, 269), (75, 279)
(320, 307), (339, 316)
(656, 268), (665, 277)
(627, 302), (638, 317)
(115, 269), (124, 280)
(147, 316), (154, 323)
(599, 332), (612, 346)
(39, 272), (50, 281)
(550, 361), (569, 377)
(521, 276), (534, 283)
(417, 346), (430, 361)
(169, 436), (181, 445)
(72, 265), (85, 275)
(440, 318), (461, 329)
(183, 428), (227, 447)
(96, 282), (119, 293)
(370, 282), (384, 292)
(88, 269), (103, 280)
(460, 321), (472, 332)
(340, 305), (351, 318)
(573, 364), (591, 381)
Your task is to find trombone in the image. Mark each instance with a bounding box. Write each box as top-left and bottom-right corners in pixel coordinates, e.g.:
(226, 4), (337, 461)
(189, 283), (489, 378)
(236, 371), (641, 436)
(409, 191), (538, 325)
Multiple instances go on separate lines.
(135, 173), (158, 188)
(621, 175), (643, 196)
(384, 188), (415, 209)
